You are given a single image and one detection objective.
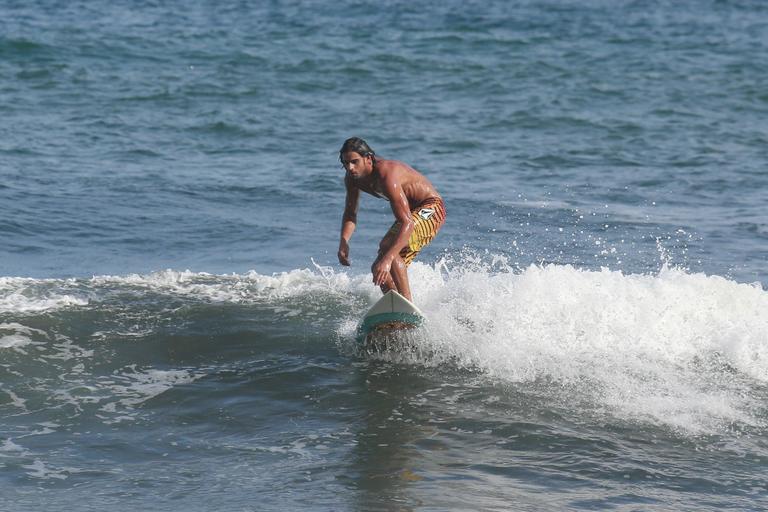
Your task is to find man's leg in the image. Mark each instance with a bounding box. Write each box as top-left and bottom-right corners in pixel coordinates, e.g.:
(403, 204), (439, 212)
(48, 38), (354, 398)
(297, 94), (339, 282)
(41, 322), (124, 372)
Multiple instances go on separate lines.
(375, 234), (412, 301)
(388, 253), (411, 301)
(375, 198), (444, 302)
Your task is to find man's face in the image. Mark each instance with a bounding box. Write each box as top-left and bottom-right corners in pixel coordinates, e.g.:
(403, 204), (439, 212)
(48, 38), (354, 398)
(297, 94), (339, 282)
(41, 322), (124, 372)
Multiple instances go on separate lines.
(341, 151), (371, 179)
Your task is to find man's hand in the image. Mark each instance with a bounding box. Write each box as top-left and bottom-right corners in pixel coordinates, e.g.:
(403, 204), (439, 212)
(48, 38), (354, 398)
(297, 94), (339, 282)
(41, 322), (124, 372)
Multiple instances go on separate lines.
(372, 255), (393, 286)
(338, 240), (351, 266)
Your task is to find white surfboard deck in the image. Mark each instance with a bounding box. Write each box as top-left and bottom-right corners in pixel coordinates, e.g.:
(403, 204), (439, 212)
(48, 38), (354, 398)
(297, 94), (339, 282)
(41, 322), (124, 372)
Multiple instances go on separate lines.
(357, 290), (425, 344)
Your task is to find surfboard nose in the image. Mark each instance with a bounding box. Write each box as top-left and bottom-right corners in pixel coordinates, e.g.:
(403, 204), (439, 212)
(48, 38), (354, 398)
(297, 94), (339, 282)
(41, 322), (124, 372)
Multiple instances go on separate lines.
(356, 290), (425, 344)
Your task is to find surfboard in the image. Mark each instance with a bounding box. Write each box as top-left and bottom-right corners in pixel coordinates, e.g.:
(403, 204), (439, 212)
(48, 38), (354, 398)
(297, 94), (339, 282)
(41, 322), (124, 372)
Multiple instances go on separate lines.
(357, 290), (425, 346)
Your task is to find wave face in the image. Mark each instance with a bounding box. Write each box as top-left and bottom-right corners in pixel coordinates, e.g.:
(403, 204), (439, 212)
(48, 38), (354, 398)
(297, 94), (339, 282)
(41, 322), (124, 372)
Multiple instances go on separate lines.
(2, 261), (766, 437)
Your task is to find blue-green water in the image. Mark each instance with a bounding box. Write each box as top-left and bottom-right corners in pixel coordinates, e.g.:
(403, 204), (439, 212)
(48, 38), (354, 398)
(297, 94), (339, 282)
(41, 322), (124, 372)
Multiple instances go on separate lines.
(1, 1), (767, 510)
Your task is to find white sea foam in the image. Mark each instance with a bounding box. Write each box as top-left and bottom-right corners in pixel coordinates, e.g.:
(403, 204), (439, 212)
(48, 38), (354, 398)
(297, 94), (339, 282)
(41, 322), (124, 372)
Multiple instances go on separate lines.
(0, 267), (359, 315)
(0, 334), (33, 349)
(88, 264), (358, 303)
(406, 261), (768, 434)
(333, 259), (768, 434)
(0, 323), (47, 356)
(22, 459), (70, 480)
(0, 439), (28, 456)
(96, 367), (206, 423)
(0, 277), (87, 313)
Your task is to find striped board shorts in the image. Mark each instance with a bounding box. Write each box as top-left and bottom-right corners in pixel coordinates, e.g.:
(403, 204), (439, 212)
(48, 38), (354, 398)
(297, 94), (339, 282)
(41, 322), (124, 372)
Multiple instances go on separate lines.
(386, 197), (446, 266)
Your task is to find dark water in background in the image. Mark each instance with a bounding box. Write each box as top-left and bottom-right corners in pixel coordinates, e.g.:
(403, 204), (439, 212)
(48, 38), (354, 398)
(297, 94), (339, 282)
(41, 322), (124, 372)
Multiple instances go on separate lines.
(1, 1), (768, 510)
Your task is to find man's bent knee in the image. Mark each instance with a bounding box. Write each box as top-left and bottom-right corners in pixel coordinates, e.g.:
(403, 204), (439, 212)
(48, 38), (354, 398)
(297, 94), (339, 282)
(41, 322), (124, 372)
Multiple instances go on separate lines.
(391, 254), (406, 271)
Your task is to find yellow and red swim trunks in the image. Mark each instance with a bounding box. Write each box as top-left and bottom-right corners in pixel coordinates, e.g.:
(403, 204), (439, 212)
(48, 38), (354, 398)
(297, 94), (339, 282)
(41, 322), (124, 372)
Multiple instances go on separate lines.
(386, 197), (446, 266)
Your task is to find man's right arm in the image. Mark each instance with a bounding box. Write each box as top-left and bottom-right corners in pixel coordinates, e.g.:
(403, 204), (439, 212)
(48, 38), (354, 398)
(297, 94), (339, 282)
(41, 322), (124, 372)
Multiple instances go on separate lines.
(338, 177), (359, 266)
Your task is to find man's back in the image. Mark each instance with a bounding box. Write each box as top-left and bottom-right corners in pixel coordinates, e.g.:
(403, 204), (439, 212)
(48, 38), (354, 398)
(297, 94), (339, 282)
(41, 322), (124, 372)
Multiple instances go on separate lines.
(365, 158), (441, 209)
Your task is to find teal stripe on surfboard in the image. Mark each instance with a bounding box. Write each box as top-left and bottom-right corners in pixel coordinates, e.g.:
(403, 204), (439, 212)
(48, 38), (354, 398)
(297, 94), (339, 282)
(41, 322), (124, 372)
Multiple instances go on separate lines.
(358, 312), (423, 336)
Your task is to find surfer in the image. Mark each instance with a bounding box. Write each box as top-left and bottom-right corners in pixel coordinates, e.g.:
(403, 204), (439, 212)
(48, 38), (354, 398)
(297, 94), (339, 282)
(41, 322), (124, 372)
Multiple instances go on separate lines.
(337, 137), (445, 301)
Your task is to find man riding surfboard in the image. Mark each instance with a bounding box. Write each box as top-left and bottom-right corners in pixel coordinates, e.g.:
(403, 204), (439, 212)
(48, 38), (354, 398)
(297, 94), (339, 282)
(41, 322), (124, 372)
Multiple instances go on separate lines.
(337, 137), (445, 301)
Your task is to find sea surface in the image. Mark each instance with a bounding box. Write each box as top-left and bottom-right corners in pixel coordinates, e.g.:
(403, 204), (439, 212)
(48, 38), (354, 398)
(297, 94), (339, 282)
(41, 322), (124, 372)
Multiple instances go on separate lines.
(1, 1), (767, 510)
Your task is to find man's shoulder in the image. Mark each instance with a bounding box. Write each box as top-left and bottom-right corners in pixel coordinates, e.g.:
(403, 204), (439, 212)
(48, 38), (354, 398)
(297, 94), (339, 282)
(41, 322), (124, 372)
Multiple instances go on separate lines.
(377, 158), (405, 170)
(376, 159), (410, 178)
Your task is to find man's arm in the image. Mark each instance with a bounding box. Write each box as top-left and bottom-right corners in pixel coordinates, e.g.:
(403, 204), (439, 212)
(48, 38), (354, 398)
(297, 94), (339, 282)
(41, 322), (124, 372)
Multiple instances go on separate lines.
(338, 176), (359, 266)
(372, 174), (413, 285)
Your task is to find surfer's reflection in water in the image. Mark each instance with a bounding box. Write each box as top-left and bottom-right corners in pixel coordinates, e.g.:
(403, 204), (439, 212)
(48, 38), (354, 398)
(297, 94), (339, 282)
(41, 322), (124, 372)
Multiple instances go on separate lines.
(346, 360), (434, 511)
(337, 137), (445, 303)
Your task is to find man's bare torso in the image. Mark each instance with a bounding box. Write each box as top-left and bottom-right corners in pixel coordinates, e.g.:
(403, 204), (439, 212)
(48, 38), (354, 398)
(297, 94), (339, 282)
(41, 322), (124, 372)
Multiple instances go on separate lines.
(352, 158), (441, 209)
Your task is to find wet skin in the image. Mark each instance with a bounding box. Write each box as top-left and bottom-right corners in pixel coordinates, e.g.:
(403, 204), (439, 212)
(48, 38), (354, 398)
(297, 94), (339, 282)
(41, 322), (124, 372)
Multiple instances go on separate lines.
(338, 151), (441, 301)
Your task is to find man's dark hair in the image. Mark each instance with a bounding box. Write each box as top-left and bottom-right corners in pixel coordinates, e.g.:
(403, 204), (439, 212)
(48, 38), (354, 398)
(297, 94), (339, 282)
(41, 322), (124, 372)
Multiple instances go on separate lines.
(339, 137), (375, 163)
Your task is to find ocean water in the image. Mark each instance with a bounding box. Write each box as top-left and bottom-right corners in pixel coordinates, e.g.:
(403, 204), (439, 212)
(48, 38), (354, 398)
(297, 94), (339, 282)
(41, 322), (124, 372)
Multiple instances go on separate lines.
(1, 1), (767, 510)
